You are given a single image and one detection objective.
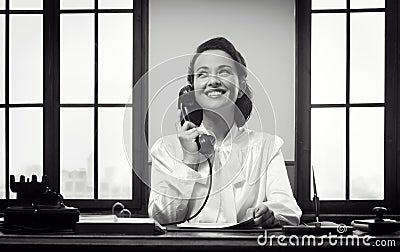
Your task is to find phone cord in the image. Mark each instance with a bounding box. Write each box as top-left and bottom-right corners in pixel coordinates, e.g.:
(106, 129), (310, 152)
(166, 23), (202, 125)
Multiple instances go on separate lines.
(161, 157), (213, 226)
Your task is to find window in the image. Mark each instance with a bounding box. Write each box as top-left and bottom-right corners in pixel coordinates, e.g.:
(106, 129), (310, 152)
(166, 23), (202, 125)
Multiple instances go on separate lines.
(296, 0), (399, 214)
(0, 0), (44, 200)
(0, 0), (148, 211)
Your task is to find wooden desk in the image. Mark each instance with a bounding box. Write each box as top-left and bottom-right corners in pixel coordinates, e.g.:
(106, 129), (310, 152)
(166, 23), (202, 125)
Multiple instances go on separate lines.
(0, 228), (399, 251)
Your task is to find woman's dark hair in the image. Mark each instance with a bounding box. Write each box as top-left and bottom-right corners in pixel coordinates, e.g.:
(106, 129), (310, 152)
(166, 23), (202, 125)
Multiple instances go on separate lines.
(186, 37), (253, 127)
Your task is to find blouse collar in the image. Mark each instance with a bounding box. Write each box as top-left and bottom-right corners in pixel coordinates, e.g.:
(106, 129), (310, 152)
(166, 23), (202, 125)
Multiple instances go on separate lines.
(197, 122), (239, 149)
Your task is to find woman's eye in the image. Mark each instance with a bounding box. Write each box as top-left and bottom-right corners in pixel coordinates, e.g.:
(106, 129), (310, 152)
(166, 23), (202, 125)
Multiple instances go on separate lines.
(196, 72), (208, 78)
(219, 69), (231, 76)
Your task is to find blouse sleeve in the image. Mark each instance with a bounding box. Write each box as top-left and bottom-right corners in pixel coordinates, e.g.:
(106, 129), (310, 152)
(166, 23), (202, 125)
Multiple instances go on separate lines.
(148, 138), (202, 224)
(262, 137), (302, 226)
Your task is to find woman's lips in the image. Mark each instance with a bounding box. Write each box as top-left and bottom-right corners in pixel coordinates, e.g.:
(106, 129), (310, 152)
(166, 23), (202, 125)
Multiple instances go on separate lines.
(204, 89), (226, 98)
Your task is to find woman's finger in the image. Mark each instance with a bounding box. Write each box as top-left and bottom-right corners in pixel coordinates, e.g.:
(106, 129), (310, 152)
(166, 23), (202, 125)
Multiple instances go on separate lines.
(254, 205), (268, 218)
(261, 215), (276, 228)
(186, 129), (201, 139)
(175, 109), (183, 132)
(181, 120), (198, 131)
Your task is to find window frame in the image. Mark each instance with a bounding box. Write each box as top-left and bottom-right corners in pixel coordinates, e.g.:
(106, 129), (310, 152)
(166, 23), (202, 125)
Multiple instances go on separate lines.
(295, 0), (399, 215)
(0, 0), (149, 212)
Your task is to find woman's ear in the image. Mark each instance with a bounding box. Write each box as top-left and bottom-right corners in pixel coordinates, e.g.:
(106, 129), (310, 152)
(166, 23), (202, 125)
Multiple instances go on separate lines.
(238, 80), (246, 98)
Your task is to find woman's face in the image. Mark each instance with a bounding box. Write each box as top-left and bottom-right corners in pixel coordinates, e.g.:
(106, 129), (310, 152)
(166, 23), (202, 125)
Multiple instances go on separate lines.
(193, 49), (243, 112)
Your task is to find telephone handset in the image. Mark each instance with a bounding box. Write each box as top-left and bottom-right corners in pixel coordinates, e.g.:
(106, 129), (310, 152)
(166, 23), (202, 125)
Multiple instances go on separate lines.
(178, 85), (215, 157)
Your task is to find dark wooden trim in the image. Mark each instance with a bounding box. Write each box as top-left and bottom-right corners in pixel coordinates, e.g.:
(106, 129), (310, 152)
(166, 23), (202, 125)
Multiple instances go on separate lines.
(130, 0), (149, 212)
(395, 0), (400, 213)
(385, 0), (398, 213)
(4, 0), (9, 199)
(0, 10), (44, 14)
(312, 8), (385, 14)
(311, 103), (385, 108)
(93, 0), (99, 200)
(60, 9), (134, 14)
(295, 0), (312, 212)
(59, 103), (134, 107)
(43, 0), (60, 192)
(345, 0), (350, 201)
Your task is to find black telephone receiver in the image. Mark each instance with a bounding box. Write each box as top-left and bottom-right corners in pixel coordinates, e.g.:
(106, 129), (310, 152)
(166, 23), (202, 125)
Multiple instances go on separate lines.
(178, 85), (215, 157)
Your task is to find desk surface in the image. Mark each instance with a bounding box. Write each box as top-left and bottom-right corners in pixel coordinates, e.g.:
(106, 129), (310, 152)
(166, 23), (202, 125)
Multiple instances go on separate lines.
(0, 228), (399, 251)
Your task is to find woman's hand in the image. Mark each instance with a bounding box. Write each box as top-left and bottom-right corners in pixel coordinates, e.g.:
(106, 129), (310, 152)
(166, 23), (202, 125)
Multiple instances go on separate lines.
(251, 204), (279, 228)
(176, 109), (201, 170)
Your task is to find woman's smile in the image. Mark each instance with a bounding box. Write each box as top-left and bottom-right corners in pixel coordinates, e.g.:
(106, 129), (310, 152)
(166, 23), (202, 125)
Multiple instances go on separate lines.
(204, 88), (227, 98)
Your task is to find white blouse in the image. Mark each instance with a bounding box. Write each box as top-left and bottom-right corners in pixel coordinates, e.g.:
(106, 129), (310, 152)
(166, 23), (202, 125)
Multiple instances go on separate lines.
(148, 123), (302, 225)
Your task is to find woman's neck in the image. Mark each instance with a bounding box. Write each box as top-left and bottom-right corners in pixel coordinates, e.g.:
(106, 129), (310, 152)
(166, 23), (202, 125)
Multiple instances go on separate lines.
(202, 107), (235, 143)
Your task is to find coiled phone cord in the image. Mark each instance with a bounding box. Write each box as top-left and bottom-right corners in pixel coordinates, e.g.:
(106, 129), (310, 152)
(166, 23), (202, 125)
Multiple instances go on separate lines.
(160, 157), (213, 226)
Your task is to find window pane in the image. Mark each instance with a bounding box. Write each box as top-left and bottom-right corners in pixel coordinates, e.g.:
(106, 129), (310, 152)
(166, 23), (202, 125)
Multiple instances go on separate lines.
(10, 15), (43, 103)
(9, 108), (43, 198)
(99, 0), (133, 9)
(0, 0), (4, 10)
(350, 107), (384, 200)
(98, 108), (132, 199)
(60, 108), (94, 199)
(312, 0), (346, 10)
(61, 14), (94, 103)
(0, 15), (4, 104)
(311, 108), (346, 200)
(350, 0), (385, 9)
(350, 13), (384, 103)
(60, 0), (94, 10)
(10, 0), (42, 10)
(98, 14), (133, 103)
(0, 109), (4, 199)
(311, 14), (346, 104)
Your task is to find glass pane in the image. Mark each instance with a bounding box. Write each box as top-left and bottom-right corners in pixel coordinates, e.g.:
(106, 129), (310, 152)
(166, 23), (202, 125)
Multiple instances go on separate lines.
(350, 13), (384, 103)
(312, 0), (346, 10)
(60, 0), (94, 10)
(10, 0), (42, 10)
(99, 0), (133, 9)
(10, 15), (43, 103)
(60, 14), (94, 103)
(98, 14), (133, 103)
(311, 14), (346, 104)
(350, 107), (384, 200)
(9, 108), (43, 198)
(311, 108), (346, 200)
(0, 109), (4, 199)
(351, 0), (385, 9)
(0, 0), (4, 10)
(0, 15), (4, 104)
(98, 108), (132, 199)
(60, 108), (94, 199)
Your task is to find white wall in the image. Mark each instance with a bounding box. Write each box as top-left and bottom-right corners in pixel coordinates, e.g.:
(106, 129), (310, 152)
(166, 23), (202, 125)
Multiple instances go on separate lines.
(148, 0), (295, 160)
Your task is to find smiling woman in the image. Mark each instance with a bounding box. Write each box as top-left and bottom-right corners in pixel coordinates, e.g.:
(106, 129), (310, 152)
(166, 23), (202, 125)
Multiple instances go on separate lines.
(148, 37), (301, 227)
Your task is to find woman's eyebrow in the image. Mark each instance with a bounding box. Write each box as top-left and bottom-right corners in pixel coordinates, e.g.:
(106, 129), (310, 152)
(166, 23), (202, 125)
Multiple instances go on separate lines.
(218, 65), (233, 69)
(195, 66), (209, 72)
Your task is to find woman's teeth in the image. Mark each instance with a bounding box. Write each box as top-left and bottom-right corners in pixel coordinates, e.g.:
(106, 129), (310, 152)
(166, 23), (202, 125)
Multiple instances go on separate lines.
(206, 91), (224, 97)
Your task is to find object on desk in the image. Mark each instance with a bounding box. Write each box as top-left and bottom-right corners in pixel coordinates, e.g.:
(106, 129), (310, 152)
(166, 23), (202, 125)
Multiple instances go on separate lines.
(177, 217), (256, 229)
(75, 215), (166, 235)
(311, 166), (320, 223)
(283, 222), (353, 236)
(3, 175), (79, 233)
(351, 207), (400, 234)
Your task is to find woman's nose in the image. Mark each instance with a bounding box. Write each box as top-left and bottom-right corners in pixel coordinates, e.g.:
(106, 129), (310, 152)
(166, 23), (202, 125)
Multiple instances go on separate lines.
(207, 75), (221, 87)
